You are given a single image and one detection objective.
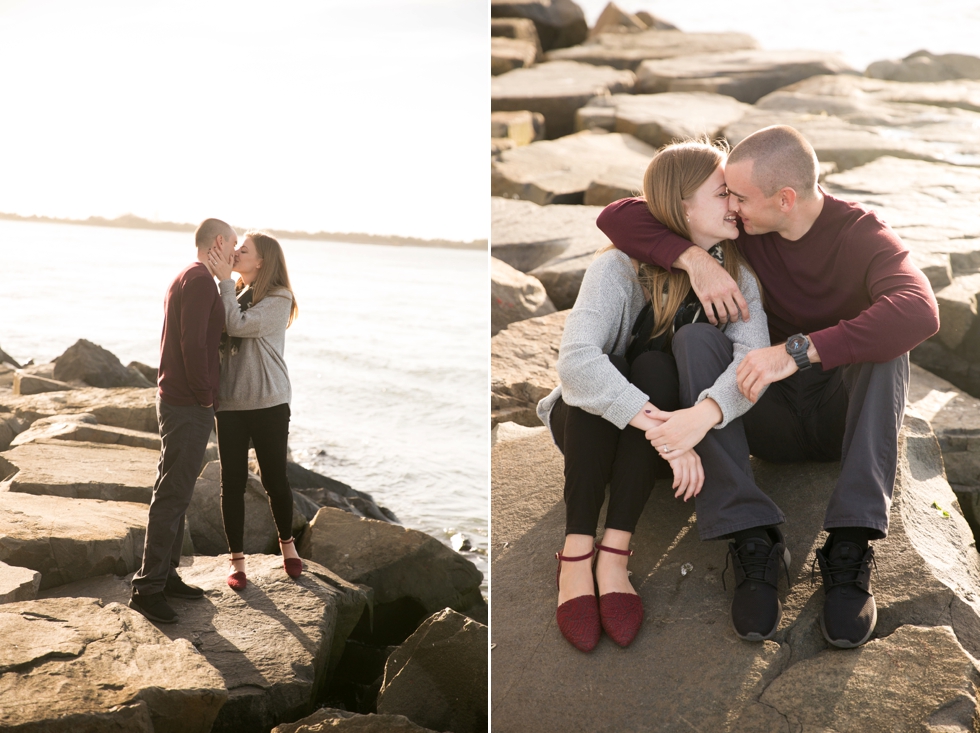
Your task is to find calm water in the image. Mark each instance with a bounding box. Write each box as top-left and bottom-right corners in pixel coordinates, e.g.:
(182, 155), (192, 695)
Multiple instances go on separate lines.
(578, 0), (980, 72)
(0, 220), (488, 583)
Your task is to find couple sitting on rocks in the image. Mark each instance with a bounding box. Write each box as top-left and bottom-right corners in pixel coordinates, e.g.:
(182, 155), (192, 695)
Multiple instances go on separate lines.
(540, 126), (940, 652)
(129, 219), (302, 624)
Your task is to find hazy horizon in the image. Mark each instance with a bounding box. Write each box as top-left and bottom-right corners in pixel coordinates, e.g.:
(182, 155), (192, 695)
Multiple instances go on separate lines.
(0, 1), (487, 243)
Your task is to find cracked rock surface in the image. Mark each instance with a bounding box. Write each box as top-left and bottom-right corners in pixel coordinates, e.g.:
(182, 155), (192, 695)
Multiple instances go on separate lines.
(490, 413), (980, 732)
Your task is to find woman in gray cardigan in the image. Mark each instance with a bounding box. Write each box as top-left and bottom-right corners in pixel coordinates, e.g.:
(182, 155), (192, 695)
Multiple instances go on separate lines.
(208, 232), (301, 589)
(538, 140), (769, 652)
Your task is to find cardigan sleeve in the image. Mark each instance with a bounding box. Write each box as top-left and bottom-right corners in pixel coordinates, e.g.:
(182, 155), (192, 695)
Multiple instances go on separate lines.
(219, 281), (292, 339)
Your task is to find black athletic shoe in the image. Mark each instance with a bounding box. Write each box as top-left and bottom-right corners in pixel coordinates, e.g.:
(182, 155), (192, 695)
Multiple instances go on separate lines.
(815, 538), (877, 648)
(129, 590), (179, 624)
(164, 573), (205, 599)
(723, 528), (792, 641)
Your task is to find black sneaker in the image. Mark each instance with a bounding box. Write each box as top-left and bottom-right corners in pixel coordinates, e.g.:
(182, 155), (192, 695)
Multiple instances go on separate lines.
(815, 538), (877, 648)
(129, 590), (179, 624)
(724, 528), (792, 641)
(164, 573), (205, 599)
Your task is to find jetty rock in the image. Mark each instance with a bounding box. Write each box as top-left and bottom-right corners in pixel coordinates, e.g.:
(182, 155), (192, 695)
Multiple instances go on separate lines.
(0, 597), (227, 733)
(491, 36), (538, 76)
(299, 507), (485, 645)
(12, 370), (73, 395)
(548, 29), (758, 71)
(53, 338), (154, 389)
(273, 708), (438, 732)
(10, 412), (160, 450)
(490, 0), (587, 52)
(492, 256), (556, 336)
(867, 50), (980, 83)
(0, 560), (40, 604)
(491, 411), (980, 732)
(377, 608), (488, 733)
(0, 385), (158, 433)
(490, 17), (543, 61)
(491, 60), (635, 139)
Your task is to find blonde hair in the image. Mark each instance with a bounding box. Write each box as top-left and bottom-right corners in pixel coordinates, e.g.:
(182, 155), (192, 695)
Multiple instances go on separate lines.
(237, 232), (299, 327)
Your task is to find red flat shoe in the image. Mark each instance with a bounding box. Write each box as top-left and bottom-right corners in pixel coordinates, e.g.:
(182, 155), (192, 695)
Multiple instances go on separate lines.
(227, 557), (247, 591)
(280, 538), (303, 578)
(596, 543), (643, 647)
(555, 547), (600, 652)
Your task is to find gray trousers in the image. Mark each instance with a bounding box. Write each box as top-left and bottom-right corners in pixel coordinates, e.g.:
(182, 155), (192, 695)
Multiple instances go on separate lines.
(132, 399), (214, 595)
(673, 324), (909, 541)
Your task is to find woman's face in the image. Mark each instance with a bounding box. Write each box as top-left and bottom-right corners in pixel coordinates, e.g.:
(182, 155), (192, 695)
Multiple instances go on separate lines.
(684, 164), (739, 248)
(235, 238), (263, 282)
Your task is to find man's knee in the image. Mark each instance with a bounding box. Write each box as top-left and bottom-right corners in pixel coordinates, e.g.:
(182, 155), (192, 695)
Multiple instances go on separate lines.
(672, 323), (733, 375)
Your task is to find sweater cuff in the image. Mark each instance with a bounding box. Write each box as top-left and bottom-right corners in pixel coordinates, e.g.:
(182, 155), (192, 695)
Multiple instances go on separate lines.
(696, 389), (733, 429)
(809, 328), (850, 370)
(218, 279), (236, 295)
(601, 384), (649, 430)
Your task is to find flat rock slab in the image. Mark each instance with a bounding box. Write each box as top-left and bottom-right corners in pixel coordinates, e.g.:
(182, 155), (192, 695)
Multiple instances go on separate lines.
(547, 30), (758, 70)
(492, 131), (655, 206)
(577, 91), (752, 148)
(41, 555), (370, 733)
(491, 256), (556, 336)
(300, 507), (485, 646)
(491, 61), (635, 139)
(490, 414), (980, 732)
(0, 559), (40, 604)
(490, 0), (587, 52)
(635, 49), (855, 102)
(491, 310), (566, 427)
(0, 491), (147, 589)
(779, 73), (980, 114)
(491, 36), (537, 75)
(11, 412), (160, 450)
(273, 708), (438, 732)
(13, 370), (73, 395)
(1, 439), (158, 503)
(490, 197), (608, 276)
(0, 386), (158, 433)
(867, 50), (980, 83)
(0, 597), (227, 733)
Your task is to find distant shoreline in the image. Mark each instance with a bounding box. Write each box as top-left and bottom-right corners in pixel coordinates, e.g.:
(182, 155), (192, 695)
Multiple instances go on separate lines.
(0, 212), (487, 251)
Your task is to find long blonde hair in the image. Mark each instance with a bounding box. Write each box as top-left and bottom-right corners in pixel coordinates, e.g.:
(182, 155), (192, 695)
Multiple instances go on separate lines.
(237, 232), (299, 327)
(638, 139), (752, 345)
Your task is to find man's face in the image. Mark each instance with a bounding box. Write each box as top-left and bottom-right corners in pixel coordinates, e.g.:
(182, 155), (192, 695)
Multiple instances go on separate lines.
(724, 160), (783, 236)
(215, 231), (238, 259)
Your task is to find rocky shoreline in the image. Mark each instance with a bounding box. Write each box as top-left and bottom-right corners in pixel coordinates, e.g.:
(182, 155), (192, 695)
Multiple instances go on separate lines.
(0, 339), (486, 732)
(491, 2), (980, 730)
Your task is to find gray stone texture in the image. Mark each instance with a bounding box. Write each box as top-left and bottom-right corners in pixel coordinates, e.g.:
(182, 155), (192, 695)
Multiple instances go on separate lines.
(549, 29), (758, 71)
(272, 708), (438, 733)
(13, 370), (73, 395)
(491, 256), (556, 335)
(11, 412), (161, 450)
(0, 386), (159, 433)
(53, 338), (154, 388)
(491, 37), (538, 76)
(0, 560), (40, 604)
(490, 0), (588, 52)
(867, 50), (980, 83)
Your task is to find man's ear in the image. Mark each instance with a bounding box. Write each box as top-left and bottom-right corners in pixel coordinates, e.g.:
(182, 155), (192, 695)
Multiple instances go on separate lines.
(777, 187), (797, 212)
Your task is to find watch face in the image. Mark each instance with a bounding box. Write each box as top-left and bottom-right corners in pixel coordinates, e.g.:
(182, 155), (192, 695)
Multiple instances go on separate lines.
(788, 336), (806, 353)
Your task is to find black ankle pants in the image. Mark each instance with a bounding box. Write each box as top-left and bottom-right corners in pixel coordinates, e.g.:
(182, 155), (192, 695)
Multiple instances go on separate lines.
(550, 352), (679, 536)
(216, 403), (294, 553)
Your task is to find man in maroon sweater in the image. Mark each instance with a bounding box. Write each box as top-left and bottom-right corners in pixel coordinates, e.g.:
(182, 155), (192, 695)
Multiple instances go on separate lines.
(596, 126), (939, 648)
(130, 218), (236, 624)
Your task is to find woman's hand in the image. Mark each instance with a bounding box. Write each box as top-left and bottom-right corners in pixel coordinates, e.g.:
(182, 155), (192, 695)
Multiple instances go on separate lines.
(644, 399), (723, 457)
(628, 401), (665, 432)
(207, 245), (235, 281)
(665, 448), (704, 501)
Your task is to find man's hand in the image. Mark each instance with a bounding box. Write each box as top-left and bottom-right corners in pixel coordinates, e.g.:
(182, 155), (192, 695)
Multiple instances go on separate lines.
(736, 344), (797, 402)
(675, 246), (749, 326)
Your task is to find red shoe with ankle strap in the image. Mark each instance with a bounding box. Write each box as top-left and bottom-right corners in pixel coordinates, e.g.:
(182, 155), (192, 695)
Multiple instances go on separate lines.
(227, 556), (247, 591)
(280, 538), (303, 578)
(596, 542), (643, 647)
(555, 547), (600, 652)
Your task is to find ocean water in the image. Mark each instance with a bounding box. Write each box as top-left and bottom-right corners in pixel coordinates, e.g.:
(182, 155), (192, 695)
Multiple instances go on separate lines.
(0, 220), (488, 584)
(577, 0), (980, 72)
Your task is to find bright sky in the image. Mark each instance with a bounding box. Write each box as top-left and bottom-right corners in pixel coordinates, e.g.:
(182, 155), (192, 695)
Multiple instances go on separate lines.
(0, 0), (487, 242)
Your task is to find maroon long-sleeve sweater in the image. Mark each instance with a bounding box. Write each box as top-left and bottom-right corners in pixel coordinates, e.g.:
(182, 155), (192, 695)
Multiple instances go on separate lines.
(158, 261), (224, 407)
(595, 194), (939, 370)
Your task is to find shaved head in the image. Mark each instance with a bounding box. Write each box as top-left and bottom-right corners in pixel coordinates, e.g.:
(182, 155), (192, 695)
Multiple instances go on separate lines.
(728, 125), (819, 200)
(194, 218), (235, 250)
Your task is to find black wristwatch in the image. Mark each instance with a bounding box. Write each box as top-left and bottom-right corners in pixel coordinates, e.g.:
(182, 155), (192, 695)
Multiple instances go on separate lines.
(786, 333), (811, 371)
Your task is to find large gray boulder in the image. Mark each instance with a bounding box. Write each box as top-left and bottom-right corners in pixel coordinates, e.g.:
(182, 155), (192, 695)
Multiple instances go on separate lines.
(490, 0), (587, 52)
(299, 507), (485, 645)
(490, 17), (543, 61)
(0, 560), (40, 604)
(636, 49), (855, 102)
(774, 73), (980, 114)
(0, 597), (227, 733)
(377, 608), (488, 733)
(491, 310), (566, 427)
(490, 412), (980, 732)
(933, 274), (980, 351)
(10, 412), (161, 450)
(492, 37), (538, 75)
(0, 491), (147, 589)
(272, 708), (438, 733)
(0, 440), (158, 503)
(492, 256), (556, 335)
(186, 460), (307, 555)
(0, 385), (158, 433)
(12, 370), (73, 395)
(867, 50), (980, 83)
(548, 29), (758, 70)
(53, 339), (154, 388)
(492, 130), (655, 206)
(491, 197), (607, 275)
(576, 91), (752, 148)
(0, 411), (23, 451)
(491, 61), (635, 139)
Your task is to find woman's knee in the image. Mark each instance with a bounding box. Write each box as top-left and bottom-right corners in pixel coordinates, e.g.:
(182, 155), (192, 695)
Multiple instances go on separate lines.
(629, 350), (680, 410)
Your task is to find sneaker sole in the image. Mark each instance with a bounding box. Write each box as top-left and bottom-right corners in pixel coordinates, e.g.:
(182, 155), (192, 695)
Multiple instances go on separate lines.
(819, 604), (877, 649)
(128, 599), (179, 624)
(731, 547), (791, 643)
(164, 590), (205, 599)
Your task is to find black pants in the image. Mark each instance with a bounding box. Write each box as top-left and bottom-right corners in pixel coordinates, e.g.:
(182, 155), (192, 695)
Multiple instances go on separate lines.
(216, 403), (294, 553)
(551, 352), (679, 536)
